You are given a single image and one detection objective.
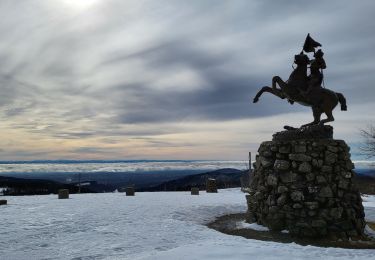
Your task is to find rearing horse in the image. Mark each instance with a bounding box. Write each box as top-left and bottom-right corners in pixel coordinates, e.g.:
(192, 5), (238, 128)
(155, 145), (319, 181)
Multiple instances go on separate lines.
(253, 53), (347, 127)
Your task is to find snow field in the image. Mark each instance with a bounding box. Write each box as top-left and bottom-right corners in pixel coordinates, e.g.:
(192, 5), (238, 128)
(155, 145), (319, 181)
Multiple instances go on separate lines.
(1, 189), (375, 260)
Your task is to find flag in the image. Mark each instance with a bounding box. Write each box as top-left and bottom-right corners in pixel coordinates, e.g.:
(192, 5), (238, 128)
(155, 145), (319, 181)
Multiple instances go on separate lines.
(303, 33), (322, 52)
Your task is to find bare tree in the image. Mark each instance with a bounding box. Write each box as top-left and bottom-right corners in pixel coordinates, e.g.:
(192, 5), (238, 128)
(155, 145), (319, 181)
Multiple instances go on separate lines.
(360, 125), (375, 158)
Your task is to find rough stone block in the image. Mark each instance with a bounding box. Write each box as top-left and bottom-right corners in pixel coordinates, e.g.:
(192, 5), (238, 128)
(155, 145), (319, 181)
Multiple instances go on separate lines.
(294, 145), (307, 153)
(327, 146), (339, 153)
(191, 187), (199, 195)
(206, 178), (218, 193)
(289, 154), (311, 162)
(259, 156), (273, 168)
(312, 219), (327, 228)
(277, 194), (287, 206)
(58, 189), (69, 199)
(274, 160), (290, 171)
(126, 186), (135, 196)
(325, 151), (338, 165)
(279, 146), (291, 154)
(298, 162), (312, 173)
(318, 186), (333, 198)
(321, 165), (332, 173)
(316, 175), (327, 184)
(291, 191), (304, 202)
(277, 185), (288, 193)
(304, 201), (319, 210)
(266, 175), (278, 186)
(279, 172), (298, 183)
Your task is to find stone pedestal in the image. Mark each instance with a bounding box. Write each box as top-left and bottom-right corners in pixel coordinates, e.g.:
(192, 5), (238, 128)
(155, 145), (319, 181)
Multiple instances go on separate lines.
(206, 178), (218, 193)
(246, 129), (366, 240)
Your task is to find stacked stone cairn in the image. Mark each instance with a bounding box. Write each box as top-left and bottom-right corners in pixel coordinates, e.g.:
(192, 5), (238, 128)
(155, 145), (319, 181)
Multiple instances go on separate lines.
(246, 126), (366, 240)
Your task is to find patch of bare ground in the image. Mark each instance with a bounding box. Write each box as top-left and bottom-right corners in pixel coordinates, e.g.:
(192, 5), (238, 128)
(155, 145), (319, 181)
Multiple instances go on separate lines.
(207, 213), (375, 249)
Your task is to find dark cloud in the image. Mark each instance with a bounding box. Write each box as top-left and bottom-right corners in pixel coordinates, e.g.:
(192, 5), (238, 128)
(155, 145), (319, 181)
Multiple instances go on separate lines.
(99, 40), (298, 124)
(0, 0), (374, 159)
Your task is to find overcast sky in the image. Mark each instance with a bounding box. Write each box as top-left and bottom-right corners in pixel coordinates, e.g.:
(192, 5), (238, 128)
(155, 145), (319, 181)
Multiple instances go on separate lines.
(0, 0), (374, 160)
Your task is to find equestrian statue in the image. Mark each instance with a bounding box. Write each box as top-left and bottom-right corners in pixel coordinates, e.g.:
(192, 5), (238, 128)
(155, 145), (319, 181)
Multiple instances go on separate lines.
(253, 34), (347, 127)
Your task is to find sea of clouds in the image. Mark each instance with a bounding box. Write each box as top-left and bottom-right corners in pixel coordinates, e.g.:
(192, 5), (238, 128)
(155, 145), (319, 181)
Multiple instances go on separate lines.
(0, 160), (250, 174)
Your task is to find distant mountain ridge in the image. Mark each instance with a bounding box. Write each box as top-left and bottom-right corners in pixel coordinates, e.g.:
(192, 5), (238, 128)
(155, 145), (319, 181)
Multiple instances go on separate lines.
(1, 167), (375, 195)
(139, 168), (247, 191)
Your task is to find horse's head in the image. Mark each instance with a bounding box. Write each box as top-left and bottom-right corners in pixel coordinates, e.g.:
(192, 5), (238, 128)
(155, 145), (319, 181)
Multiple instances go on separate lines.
(294, 53), (309, 67)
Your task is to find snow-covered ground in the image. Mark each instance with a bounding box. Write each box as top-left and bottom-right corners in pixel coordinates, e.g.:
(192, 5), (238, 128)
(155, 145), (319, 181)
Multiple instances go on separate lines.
(1, 189), (375, 260)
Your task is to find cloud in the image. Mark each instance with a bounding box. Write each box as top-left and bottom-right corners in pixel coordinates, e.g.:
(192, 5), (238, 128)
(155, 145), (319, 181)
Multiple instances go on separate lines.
(0, 0), (374, 159)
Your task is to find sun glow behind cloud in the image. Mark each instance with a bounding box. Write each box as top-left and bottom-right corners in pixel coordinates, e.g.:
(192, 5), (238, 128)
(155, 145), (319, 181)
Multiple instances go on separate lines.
(0, 0), (374, 160)
(61, 0), (100, 10)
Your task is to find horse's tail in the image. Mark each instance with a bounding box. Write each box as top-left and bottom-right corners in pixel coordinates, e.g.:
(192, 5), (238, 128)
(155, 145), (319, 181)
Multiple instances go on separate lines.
(336, 92), (347, 111)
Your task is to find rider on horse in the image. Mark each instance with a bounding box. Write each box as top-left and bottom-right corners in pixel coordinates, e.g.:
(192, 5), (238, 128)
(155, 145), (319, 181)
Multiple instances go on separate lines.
(253, 34), (347, 127)
(303, 49), (326, 105)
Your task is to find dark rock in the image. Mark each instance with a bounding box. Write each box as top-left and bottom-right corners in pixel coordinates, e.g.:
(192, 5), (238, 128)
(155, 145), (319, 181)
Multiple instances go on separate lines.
(274, 160), (290, 171)
(206, 178), (218, 193)
(306, 173), (316, 182)
(294, 144), (307, 153)
(277, 185), (288, 193)
(289, 154), (312, 162)
(321, 165), (333, 173)
(325, 151), (338, 165)
(266, 175), (278, 186)
(291, 191), (304, 202)
(277, 194), (288, 206)
(273, 125), (333, 141)
(312, 219), (327, 228)
(259, 156), (274, 168)
(279, 172), (298, 183)
(312, 159), (324, 168)
(330, 207), (344, 219)
(319, 186), (333, 198)
(191, 187), (199, 195)
(316, 175), (327, 184)
(298, 162), (312, 173)
(327, 146), (339, 153)
(58, 189), (69, 199)
(293, 203), (303, 209)
(279, 145), (291, 154)
(307, 186), (319, 193)
(126, 186), (135, 196)
(338, 179), (349, 190)
(304, 201), (319, 210)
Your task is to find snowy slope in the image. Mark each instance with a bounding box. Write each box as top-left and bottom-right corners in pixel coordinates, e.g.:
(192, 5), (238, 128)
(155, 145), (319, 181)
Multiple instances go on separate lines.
(1, 189), (375, 260)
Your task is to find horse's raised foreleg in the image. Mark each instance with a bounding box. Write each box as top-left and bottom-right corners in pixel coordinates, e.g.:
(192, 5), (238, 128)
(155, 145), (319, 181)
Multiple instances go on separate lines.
(272, 76), (294, 104)
(272, 76), (287, 90)
(253, 86), (284, 103)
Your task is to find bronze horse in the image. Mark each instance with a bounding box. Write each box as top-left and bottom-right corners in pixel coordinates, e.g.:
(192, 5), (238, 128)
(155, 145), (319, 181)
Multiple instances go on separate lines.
(253, 53), (347, 127)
